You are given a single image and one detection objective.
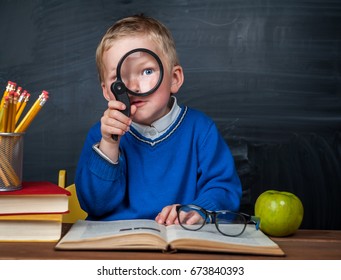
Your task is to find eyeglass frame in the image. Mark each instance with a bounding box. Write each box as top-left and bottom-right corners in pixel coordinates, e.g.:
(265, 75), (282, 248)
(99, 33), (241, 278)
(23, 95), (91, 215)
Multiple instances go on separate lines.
(176, 204), (260, 237)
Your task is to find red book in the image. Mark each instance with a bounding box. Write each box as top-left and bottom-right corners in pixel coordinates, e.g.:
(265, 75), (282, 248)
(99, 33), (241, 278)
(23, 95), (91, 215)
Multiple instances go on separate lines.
(0, 181), (70, 215)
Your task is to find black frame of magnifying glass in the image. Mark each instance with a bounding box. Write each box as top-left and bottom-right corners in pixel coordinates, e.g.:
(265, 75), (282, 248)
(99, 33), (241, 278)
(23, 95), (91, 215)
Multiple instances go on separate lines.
(113, 48), (164, 97)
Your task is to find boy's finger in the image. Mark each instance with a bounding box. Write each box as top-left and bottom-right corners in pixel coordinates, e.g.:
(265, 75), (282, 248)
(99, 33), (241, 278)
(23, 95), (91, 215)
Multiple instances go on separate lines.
(155, 206), (172, 224)
(108, 100), (127, 111)
(165, 207), (178, 225)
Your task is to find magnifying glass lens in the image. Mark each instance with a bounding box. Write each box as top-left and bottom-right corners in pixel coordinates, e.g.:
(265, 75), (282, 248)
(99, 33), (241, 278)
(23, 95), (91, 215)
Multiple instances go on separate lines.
(120, 51), (162, 95)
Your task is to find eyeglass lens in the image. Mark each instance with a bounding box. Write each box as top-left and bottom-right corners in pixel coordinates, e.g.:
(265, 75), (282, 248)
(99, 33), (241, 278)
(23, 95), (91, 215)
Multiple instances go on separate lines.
(177, 205), (206, 230)
(215, 211), (247, 236)
(177, 205), (247, 236)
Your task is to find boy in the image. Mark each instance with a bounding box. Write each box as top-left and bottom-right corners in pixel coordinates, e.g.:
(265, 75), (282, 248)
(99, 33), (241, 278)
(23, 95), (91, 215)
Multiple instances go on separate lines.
(75, 15), (242, 224)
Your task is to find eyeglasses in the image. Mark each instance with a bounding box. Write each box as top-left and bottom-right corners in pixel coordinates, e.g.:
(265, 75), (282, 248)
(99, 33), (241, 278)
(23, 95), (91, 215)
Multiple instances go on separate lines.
(176, 204), (260, 237)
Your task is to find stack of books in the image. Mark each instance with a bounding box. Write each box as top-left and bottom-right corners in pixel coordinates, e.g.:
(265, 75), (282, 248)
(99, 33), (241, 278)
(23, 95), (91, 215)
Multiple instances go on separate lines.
(0, 181), (70, 242)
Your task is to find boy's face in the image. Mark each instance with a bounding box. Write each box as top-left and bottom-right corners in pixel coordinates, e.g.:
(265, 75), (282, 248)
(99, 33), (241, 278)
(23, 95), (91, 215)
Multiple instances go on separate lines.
(101, 36), (183, 126)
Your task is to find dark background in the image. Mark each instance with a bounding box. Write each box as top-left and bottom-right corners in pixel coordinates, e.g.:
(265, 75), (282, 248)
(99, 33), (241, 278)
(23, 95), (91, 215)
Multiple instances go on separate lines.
(0, 0), (340, 229)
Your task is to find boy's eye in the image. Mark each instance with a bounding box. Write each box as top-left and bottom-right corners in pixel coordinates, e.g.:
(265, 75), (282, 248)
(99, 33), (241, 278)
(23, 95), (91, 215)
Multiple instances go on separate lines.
(143, 68), (154, 75)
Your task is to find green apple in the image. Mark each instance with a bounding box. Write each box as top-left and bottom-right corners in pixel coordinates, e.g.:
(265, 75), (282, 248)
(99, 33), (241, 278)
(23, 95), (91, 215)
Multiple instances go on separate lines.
(255, 190), (304, 237)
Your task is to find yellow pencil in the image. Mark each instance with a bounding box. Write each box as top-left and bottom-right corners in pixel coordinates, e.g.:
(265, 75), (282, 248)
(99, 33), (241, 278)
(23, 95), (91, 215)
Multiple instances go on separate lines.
(14, 86), (22, 99)
(15, 92), (30, 124)
(0, 82), (15, 128)
(10, 92), (19, 132)
(0, 81), (16, 109)
(6, 91), (14, 133)
(0, 96), (9, 133)
(15, 91), (49, 133)
(16, 89), (26, 113)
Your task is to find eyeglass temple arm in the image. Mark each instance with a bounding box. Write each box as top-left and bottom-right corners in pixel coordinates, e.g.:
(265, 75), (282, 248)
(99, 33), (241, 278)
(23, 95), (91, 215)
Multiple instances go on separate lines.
(242, 213), (260, 230)
(250, 216), (260, 230)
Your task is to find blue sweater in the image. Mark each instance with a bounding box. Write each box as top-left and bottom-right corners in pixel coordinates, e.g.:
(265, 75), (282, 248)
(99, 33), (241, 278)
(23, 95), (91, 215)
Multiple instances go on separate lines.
(75, 106), (242, 220)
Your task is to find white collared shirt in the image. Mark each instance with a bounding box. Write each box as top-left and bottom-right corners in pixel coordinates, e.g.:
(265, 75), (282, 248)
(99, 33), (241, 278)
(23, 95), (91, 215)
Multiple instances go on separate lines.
(131, 96), (181, 140)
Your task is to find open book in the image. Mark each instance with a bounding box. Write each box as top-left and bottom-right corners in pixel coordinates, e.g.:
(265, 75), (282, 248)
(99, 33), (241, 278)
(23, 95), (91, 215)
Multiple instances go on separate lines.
(56, 219), (284, 256)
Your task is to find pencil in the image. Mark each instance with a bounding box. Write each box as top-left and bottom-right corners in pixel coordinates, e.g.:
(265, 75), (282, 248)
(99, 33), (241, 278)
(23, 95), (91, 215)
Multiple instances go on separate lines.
(15, 90), (49, 133)
(7, 91), (15, 133)
(10, 91), (19, 132)
(0, 96), (9, 133)
(16, 89), (26, 113)
(15, 92), (29, 124)
(0, 81), (16, 109)
(0, 82), (15, 132)
(14, 86), (22, 99)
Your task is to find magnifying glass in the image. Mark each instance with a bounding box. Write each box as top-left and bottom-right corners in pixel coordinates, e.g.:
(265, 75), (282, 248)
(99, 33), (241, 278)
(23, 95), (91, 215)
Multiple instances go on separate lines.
(110, 48), (164, 140)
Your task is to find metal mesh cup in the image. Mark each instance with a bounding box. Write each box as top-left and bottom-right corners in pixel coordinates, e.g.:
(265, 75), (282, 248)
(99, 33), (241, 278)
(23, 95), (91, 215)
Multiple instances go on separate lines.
(0, 133), (24, 191)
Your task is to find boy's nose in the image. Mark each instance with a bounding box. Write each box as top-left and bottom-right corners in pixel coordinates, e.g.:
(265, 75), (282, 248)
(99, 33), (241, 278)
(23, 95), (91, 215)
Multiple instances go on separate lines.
(126, 78), (140, 94)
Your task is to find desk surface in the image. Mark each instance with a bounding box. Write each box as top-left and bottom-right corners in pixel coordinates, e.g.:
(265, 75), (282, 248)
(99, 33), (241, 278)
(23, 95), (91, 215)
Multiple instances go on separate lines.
(0, 224), (340, 260)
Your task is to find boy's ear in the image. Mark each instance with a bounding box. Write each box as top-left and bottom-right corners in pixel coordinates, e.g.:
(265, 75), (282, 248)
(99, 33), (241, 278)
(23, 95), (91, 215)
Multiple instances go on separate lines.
(102, 83), (111, 101)
(170, 65), (184, 94)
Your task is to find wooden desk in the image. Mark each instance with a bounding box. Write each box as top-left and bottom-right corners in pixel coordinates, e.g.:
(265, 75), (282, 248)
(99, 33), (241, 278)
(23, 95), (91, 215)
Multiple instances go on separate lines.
(0, 224), (340, 260)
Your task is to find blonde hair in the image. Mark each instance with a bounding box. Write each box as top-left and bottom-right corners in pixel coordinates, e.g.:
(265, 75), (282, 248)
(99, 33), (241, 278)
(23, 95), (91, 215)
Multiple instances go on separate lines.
(96, 14), (179, 83)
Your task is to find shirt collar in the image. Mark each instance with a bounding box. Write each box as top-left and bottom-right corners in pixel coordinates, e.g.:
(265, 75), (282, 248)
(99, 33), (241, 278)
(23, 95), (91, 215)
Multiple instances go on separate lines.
(131, 96), (181, 140)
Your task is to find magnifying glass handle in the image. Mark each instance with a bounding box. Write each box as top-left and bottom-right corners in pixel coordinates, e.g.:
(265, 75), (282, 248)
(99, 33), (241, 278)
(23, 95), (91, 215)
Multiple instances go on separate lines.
(111, 81), (131, 141)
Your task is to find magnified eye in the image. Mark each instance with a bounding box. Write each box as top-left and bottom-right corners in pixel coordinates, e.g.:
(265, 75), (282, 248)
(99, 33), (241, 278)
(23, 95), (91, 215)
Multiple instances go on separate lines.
(118, 48), (163, 96)
(143, 68), (154, 76)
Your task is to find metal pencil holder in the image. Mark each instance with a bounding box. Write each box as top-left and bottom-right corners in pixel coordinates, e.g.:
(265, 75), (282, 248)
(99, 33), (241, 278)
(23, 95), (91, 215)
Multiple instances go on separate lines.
(0, 133), (24, 191)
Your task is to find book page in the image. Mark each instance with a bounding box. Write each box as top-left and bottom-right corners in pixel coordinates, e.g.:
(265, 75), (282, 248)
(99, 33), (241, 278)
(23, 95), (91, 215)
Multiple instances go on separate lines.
(58, 219), (168, 243)
(166, 224), (279, 248)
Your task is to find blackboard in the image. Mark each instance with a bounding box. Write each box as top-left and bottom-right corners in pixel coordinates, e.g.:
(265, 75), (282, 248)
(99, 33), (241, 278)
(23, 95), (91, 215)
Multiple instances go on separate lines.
(0, 0), (340, 229)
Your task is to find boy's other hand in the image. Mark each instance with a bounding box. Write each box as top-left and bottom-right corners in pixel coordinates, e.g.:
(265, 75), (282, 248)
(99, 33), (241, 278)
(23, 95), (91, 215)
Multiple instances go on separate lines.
(155, 204), (180, 225)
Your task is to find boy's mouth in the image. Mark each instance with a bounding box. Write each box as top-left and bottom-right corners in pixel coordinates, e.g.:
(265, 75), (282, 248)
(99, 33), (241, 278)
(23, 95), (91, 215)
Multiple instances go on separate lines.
(130, 99), (146, 107)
